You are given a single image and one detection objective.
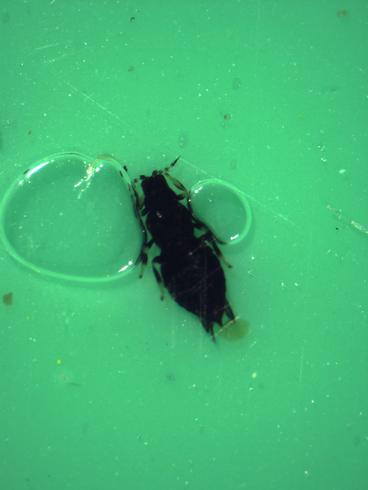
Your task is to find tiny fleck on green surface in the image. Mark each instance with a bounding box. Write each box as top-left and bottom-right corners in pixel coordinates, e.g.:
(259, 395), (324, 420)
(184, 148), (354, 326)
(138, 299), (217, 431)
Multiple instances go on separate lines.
(0, 1), (367, 490)
(2, 291), (13, 305)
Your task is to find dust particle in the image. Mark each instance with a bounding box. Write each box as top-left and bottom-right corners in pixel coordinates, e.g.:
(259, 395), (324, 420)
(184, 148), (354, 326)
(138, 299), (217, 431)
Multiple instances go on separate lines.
(337, 9), (348, 17)
(178, 132), (189, 148)
(232, 77), (242, 90)
(1, 12), (10, 24)
(3, 292), (13, 305)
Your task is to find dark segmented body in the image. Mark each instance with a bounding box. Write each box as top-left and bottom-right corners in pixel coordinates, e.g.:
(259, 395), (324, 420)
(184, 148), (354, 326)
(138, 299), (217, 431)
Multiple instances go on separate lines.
(125, 159), (235, 339)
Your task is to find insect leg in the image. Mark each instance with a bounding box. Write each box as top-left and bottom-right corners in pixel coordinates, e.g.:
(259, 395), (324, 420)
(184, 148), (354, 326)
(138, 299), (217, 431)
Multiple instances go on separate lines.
(165, 173), (188, 195)
(192, 216), (227, 245)
(163, 170), (198, 210)
(152, 256), (165, 300)
(199, 231), (232, 268)
(164, 172), (226, 245)
(161, 157), (193, 199)
(224, 303), (236, 323)
(176, 185), (228, 246)
(201, 319), (216, 342)
(120, 167), (150, 271)
(162, 160), (227, 247)
(121, 166), (145, 212)
(138, 238), (154, 278)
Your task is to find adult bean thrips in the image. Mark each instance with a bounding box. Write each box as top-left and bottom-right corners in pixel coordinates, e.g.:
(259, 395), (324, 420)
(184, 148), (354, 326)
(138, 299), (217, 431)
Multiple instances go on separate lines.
(122, 158), (236, 340)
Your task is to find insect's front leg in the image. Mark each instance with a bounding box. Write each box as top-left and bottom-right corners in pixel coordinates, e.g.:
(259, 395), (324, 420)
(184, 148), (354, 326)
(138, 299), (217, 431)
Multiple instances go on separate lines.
(164, 171), (224, 243)
(164, 166), (228, 251)
(162, 161), (225, 246)
(165, 172), (188, 195)
(164, 171), (192, 206)
(121, 166), (150, 272)
(168, 174), (227, 246)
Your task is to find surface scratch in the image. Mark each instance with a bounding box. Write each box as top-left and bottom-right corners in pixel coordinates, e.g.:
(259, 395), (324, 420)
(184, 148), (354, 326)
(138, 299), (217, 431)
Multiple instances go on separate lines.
(66, 82), (130, 130)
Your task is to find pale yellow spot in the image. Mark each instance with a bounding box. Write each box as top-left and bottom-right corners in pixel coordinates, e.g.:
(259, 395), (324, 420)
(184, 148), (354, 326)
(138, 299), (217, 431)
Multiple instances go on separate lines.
(215, 318), (250, 341)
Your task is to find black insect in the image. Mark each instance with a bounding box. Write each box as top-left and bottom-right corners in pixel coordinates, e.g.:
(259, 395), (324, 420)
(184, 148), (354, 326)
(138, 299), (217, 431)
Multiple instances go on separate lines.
(122, 157), (236, 340)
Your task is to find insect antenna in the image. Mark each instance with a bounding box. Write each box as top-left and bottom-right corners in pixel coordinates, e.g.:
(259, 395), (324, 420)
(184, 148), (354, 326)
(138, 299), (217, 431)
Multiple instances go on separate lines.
(162, 155), (181, 174)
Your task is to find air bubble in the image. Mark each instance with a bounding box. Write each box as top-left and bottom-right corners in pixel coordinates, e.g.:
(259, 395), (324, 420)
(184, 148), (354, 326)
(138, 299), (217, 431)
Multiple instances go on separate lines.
(190, 178), (252, 245)
(0, 152), (141, 282)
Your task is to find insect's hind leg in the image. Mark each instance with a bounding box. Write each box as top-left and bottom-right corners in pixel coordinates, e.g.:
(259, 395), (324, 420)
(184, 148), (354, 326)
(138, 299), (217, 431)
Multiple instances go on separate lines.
(201, 319), (216, 342)
(224, 303), (236, 323)
(192, 215), (227, 245)
(199, 230), (232, 269)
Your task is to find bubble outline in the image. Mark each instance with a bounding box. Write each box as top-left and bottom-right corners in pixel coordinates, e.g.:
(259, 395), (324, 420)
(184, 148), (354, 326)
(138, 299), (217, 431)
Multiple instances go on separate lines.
(0, 151), (138, 283)
(190, 178), (252, 245)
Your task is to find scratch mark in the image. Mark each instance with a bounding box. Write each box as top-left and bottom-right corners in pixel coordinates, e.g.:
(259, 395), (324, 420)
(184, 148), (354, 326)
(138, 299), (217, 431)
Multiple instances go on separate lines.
(327, 204), (368, 236)
(66, 82), (131, 130)
(244, 194), (297, 228)
(181, 157), (208, 176)
(182, 157), (298, 229)
(298, 345), (305, 386)
(34, 43), (60, 51)
(350, 220), (368, 235)
(43, 53), (69, 64)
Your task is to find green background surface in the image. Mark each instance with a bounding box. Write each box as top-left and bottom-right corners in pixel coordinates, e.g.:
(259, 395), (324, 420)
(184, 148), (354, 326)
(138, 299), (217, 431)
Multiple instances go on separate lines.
(1, 1), (367, 489)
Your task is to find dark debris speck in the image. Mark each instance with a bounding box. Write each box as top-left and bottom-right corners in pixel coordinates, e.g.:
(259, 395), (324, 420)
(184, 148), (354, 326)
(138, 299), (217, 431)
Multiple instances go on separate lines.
(3, 292), (13, 305)
(337, 9), (348, 17)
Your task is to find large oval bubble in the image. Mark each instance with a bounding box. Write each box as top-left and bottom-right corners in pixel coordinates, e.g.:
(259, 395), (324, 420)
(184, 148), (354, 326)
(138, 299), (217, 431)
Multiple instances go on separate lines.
(0, 152), (141, 283)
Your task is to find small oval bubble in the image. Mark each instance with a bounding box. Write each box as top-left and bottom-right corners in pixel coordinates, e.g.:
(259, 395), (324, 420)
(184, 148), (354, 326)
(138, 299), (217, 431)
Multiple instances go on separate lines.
(190, 178), (252, 245)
